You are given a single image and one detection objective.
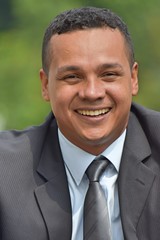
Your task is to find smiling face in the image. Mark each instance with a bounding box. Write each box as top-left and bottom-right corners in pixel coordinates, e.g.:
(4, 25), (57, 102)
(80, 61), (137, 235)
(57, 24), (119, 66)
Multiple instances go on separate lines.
(40, 28), (138, 155)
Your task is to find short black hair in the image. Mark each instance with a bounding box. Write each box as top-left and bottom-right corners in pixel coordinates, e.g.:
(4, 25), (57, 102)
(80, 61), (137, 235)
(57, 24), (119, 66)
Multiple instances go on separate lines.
(42, 7), (134, 74)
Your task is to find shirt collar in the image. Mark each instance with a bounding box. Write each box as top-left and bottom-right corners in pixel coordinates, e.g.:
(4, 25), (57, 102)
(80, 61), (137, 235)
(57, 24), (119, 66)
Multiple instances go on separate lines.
(58, 129), (126, 186)
(101, 130), (126, 172)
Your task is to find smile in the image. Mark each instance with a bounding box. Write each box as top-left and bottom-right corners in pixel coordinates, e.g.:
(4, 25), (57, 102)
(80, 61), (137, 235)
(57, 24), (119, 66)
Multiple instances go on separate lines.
(77, 108), (110, 116)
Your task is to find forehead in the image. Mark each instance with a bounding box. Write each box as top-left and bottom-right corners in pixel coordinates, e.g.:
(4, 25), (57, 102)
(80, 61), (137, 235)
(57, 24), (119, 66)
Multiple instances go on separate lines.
(51, 27), (125, 48)
(49, 28), (129, 66)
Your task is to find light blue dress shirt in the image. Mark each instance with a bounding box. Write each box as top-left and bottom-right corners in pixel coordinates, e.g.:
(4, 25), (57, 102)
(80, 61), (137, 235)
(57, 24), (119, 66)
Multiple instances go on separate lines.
(58, 129), (126, 240)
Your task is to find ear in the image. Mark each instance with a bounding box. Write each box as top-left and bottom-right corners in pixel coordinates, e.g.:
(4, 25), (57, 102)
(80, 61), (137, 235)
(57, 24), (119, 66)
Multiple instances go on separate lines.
(131, 62), (139, 96)
(39, 69), (50, 101)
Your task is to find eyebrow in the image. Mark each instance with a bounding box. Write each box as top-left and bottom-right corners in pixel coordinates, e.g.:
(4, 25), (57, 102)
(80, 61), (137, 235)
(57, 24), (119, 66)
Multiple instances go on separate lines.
(97, 63), (123, 71)
(57, 63), (123, 74)
(57, 65), (81, 74)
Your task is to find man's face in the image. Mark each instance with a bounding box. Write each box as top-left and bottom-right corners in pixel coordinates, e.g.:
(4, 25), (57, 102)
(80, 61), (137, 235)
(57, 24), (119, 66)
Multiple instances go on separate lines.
(40, 28), (138, 155)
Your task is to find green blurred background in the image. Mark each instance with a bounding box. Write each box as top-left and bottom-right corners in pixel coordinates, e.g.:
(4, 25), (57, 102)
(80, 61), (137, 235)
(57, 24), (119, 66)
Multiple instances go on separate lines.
(0, 0), (160, 130)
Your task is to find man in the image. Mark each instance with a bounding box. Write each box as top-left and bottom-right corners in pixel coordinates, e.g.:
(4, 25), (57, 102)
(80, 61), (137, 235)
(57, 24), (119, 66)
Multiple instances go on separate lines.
(0, 6), (160, 240)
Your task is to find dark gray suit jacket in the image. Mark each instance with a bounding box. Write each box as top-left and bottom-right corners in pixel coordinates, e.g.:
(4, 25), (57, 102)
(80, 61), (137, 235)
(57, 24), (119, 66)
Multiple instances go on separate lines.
(0, 103), (160, 240)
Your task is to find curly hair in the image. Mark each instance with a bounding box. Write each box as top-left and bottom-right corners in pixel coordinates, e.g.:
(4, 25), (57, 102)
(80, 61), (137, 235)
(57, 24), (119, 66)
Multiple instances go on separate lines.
(42, 7), (134, 74)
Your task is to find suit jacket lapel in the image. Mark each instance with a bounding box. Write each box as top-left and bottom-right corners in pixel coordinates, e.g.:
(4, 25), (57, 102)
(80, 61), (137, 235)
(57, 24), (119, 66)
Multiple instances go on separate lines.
(118, 112), (156, 239)
(34, 118), (72, 240)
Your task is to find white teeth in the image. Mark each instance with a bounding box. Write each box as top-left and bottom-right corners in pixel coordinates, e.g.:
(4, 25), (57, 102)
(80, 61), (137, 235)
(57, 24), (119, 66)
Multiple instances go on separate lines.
(78, 108), (110, 116)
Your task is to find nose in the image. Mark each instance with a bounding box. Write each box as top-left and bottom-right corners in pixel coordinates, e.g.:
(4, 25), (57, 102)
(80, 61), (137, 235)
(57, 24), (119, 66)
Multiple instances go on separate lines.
(78, 77), (105, 101)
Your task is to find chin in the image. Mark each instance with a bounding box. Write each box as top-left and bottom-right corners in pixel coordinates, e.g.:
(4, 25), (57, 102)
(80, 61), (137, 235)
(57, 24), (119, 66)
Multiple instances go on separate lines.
(82, 133), (110, 146)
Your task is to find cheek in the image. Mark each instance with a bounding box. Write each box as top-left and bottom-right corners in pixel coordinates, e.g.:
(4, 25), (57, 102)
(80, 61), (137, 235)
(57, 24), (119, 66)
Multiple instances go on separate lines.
(105, 84), (126, 102)
(106, 83), (133, 113)
(49, 85), (72, 116)
(112, 80), (133, 98)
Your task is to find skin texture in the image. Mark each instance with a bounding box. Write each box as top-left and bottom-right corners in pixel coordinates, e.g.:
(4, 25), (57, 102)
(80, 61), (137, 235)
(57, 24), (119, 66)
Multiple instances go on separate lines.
(40, 28), (139, 155)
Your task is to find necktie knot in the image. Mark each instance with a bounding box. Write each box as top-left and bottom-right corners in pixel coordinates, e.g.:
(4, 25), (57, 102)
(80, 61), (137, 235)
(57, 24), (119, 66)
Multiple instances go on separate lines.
(86, 156), (109, 182)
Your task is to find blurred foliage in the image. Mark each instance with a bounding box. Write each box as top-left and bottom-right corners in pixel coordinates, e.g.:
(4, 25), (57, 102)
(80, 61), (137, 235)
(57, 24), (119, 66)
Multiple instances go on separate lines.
(0, 0), (160, 130)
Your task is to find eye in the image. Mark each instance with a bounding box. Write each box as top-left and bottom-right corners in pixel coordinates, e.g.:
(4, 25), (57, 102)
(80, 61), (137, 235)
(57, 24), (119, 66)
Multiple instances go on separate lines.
(59, 73), (83, 84)
(64, 74), (79, 79)
(100, 71), (120, 82)
(102, 72), (116, 77)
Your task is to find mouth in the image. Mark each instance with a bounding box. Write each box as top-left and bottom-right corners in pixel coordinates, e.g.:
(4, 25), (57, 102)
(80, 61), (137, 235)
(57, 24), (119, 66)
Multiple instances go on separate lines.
(77, 108), (111, 117)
